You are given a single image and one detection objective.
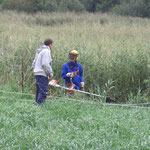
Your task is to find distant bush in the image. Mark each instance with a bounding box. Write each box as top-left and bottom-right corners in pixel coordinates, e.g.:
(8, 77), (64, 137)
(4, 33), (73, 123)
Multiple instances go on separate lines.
(57, 0), (85, 12)
(1, 0), (85, 13)
(1, 0), (150, 18)
(96, 0), (120, 12)
(43, 0), (58, 12)
(113, 0), (150, 18)
(80, 0), (97, 12)
(2, 0), (34, 12)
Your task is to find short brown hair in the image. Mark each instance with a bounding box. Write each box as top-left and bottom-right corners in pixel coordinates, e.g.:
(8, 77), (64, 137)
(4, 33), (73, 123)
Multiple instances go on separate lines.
(44, 39), (53, 46)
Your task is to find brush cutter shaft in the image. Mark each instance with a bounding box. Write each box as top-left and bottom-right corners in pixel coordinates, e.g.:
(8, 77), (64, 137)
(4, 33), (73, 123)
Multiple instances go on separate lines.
(58, 85), (102, 97)
(49, 80), (102, 98)
(74, 89), (102, 97)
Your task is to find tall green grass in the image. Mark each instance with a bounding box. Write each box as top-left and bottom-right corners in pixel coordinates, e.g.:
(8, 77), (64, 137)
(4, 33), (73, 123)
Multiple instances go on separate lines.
(1, 11), (150, 102)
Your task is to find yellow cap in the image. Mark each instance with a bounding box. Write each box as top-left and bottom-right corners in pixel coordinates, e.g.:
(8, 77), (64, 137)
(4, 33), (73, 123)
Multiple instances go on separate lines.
(70, 50), (78, 55)
(68, 50), (79, 61)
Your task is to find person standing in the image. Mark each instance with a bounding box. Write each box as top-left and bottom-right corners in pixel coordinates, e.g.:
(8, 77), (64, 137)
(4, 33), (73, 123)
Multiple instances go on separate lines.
(32, 39), (53, 104)
(61, 50), (84, 94)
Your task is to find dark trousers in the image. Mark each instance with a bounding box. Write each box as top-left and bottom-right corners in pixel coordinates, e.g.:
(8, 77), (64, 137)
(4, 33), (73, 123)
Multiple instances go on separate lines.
(35, 75), (48, 104)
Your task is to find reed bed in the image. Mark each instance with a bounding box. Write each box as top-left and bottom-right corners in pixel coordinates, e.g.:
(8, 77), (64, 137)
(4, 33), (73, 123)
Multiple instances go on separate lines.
(1, 10), (150, 102)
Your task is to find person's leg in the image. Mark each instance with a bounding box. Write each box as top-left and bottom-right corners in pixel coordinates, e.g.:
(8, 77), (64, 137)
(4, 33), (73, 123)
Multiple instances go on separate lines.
(35, 75), (48, 104)
(66, 83), (75, 94)
(40, 76), (48, 103)
(35, 82), (39, 103)
(35, 76), (40, 103)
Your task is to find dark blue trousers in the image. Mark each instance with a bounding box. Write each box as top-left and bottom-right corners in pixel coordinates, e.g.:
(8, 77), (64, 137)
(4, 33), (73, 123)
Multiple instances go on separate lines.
(35, 75), (48, 104)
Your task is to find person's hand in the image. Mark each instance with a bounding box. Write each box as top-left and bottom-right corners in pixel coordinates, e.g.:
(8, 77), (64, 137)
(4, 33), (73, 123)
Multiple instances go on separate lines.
(66, 72), (74, 78)
(66, 73), (70, 77)
(80, 82), (84, 88)
(49, 74), (53, 80)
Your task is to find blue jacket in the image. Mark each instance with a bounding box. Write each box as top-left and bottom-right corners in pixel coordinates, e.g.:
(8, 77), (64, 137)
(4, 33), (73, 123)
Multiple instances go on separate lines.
(61, 61), (83, 90)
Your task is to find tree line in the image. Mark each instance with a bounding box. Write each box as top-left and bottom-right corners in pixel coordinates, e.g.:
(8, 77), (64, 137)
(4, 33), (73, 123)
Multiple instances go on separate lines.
(0, 0), (150, 18)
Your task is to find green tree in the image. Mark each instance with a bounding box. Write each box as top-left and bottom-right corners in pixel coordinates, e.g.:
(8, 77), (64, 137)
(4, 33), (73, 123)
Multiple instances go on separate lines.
(33, 0), (44, 12)
(1, 0), (150, 18)
(2, 0), (34, 12)
(44, 0), (58, 12)
(80, 0), (98, 12)
(58, 0), (85, 12)
(114, 0), (150, 17)
(96, 0), (120, 12)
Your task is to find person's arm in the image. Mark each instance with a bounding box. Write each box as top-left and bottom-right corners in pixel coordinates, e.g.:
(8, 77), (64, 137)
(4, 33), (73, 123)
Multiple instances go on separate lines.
(32, 54), (37, 69)
(61, 64), (70, 79)
(42, 50), (53, 78)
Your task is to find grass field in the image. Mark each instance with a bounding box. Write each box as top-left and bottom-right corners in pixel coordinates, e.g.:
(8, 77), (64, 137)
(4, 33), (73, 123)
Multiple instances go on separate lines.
(0, 93), (150, 149)
(0, 11), (150, 149)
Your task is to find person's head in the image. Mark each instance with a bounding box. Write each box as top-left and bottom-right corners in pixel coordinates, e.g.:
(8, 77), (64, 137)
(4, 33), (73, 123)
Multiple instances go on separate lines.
(44, 38), (53, 49)
(68, 50), (78, 62)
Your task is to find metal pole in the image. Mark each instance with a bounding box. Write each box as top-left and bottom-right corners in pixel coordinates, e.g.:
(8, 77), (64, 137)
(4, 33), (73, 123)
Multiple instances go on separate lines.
(21, 59), (24, 93)
(49, 82), (103, 98)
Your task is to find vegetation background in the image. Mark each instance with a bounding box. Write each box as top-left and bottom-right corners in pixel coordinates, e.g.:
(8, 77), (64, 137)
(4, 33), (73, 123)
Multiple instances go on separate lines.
(1, 0), (150, 18)
(0, 1), (150, 149)
(1, 0), (150, 102)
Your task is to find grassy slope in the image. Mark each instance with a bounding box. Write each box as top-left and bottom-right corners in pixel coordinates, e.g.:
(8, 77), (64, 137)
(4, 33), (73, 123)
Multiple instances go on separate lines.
(0, 95), (150, 149)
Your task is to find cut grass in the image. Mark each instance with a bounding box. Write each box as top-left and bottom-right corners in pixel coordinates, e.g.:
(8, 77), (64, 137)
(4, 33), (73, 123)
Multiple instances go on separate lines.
(0, 95), (150, 149)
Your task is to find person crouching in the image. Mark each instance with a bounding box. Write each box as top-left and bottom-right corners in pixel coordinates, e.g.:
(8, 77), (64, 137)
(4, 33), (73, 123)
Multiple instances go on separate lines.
(61, 50), (84, 94)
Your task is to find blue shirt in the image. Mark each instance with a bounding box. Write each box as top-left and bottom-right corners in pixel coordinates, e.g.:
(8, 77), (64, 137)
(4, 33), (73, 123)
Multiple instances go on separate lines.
(61, 61), (83, 90)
